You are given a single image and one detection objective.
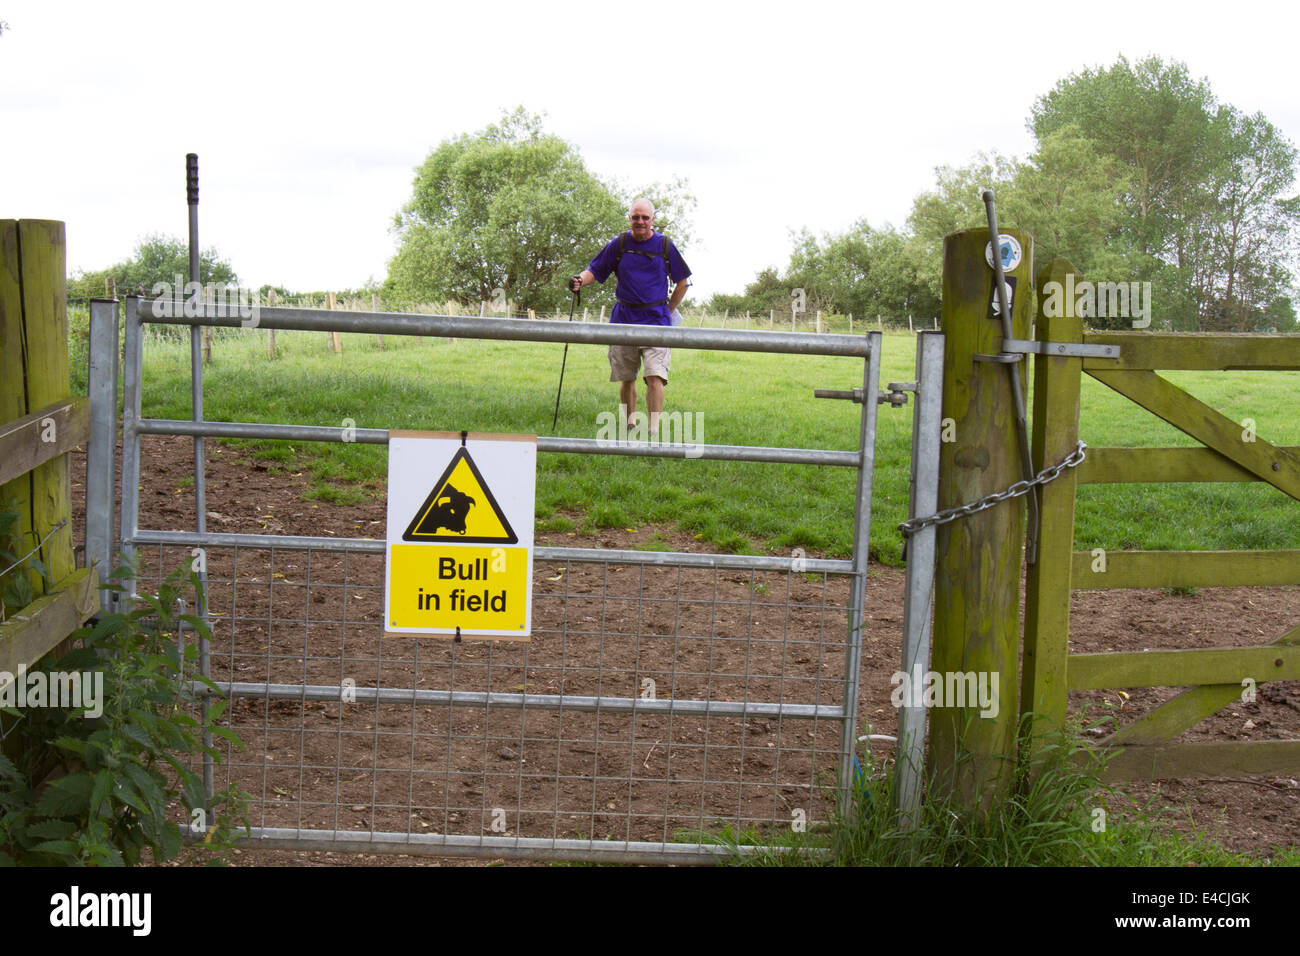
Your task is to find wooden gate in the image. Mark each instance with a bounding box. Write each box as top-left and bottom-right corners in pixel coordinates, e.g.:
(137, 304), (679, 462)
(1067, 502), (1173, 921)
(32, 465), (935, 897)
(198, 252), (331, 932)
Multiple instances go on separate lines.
(1023, 258), (1300, 780)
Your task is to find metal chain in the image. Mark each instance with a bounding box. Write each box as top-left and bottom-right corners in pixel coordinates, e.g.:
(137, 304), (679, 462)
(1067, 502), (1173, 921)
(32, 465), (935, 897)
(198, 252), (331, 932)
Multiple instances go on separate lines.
(898, 441), (1087, 537)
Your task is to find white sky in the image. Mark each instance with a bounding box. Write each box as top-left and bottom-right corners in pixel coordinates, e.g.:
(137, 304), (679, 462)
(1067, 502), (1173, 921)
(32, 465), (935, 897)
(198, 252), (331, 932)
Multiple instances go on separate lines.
(3, 0), (1298, 301)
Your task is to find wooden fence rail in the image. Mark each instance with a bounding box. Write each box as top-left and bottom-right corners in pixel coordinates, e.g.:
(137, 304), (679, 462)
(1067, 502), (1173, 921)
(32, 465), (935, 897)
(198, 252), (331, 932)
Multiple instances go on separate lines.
(1024, 258), (1300, 781)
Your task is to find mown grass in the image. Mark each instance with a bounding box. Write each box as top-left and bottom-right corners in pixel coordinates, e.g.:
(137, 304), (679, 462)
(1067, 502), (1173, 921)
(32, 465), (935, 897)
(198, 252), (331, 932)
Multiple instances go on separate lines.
(70, 318), (1300, 564)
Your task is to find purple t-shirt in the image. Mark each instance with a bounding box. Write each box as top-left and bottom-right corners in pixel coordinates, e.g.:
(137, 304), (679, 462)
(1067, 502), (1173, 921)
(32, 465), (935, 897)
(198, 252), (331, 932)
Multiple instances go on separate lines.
(588, 231), (691, 325)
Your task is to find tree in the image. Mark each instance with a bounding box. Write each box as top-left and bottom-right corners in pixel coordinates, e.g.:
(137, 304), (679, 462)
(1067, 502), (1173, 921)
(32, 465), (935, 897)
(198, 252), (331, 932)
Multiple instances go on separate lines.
(1030, 56), (1299, 330)
(68, 234), (238, 300)
(713, 221), (938, 320)
(387, 108), (694, 313)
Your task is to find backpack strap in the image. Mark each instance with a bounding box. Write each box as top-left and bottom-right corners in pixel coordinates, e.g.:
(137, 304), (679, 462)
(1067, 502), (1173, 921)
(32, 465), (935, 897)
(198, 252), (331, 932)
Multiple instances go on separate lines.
(611, 231), (628, 276)
(611, 232), (674, 308)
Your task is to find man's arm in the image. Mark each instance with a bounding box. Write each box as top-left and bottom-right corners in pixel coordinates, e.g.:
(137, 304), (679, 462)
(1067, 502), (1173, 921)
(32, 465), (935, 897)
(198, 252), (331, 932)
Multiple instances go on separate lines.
(668, 278), (688, 311)
(569, 269), (595, 293)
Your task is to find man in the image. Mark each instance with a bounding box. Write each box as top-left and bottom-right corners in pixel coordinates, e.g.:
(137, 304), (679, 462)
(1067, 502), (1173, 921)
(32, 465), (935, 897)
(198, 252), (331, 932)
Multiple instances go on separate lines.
(569, 199), (691, 435)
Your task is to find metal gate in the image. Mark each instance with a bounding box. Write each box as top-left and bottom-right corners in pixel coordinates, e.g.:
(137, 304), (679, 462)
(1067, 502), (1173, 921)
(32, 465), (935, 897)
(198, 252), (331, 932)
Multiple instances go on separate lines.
(85, 297), (884, 864)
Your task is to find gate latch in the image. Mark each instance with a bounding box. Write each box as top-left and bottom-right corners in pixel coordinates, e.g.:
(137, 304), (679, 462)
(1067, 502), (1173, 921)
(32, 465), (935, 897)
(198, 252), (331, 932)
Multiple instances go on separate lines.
(974, 338), (1121, 363)
(814, 383), (914, 408)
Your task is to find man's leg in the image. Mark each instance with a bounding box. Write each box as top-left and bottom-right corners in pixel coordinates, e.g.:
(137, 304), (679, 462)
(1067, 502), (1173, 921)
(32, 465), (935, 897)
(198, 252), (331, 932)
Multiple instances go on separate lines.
(645, 376), (665, 434)
(610, 345), (641, 427)
(619, 379), (638, 426)
(641, 347), (671, 435)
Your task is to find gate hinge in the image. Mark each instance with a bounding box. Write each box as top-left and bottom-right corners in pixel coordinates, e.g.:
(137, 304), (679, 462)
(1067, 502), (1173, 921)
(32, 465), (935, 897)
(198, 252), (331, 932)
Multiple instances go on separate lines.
(974, 338), (1121, 363)
(878, 382), (915, 408)
(814, 383), (915, 408)
(814, 388), (864, 404)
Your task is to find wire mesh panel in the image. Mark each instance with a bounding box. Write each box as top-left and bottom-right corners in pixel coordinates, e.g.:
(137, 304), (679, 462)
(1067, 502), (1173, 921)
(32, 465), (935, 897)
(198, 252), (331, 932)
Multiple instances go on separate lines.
(107, 302), (882, 863)
(132, 541), (855, 859)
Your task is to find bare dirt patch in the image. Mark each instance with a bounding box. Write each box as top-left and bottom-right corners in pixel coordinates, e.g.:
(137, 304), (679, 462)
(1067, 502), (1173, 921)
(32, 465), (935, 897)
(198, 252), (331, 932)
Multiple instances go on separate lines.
(69, 435), (1298, 864)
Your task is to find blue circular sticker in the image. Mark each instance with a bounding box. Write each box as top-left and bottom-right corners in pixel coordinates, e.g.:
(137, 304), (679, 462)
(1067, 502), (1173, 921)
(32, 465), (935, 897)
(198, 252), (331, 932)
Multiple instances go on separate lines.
(985, 235), (1023, 273)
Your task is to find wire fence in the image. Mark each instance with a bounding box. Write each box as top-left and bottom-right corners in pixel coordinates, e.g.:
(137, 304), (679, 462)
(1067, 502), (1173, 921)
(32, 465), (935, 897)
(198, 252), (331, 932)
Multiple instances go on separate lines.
(129, 539), (857, 860)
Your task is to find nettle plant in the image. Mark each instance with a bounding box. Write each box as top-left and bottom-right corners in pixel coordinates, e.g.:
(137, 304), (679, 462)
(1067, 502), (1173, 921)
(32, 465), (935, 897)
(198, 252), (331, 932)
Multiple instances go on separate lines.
(0, 563), (250, 865)
(0, 500), (54, 621)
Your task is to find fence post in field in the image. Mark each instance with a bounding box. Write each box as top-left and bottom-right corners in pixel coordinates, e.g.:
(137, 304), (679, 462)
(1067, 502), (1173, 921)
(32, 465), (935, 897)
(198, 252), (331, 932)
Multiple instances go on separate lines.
(327, 292), (342, 353)
(929, 226), (1033, 809)
(1022, 258), (1084, 751)
(934, 317), (939, 330)
(721, 309), (728, 328)
(878, 314), (882, 331)
(745, 311), (750, 329)
(202, 286), (213, 364)
(770, 309), (774, 330)
(266, 289), (278, 358)
(598, 306), (605, 323)
(849, 313), (853, 334)
(373, 293), (384, 348)
(908, 313), (913, 332)
(0, 220), (77, 600)
(815, 311), (822, 334)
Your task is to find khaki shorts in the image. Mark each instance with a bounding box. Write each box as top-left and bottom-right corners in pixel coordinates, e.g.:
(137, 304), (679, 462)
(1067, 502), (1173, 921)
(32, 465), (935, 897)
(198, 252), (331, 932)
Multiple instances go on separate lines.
(609, 345), (670, 384)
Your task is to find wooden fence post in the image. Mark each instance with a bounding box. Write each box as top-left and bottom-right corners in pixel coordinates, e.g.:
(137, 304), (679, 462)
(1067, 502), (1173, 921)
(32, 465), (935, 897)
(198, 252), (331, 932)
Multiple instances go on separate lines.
(267, 289), (278, 358)
(327, 291), (341, 353)
(929, 226), (1033, 809)
(202, 286), (213, 364)
(0, 220), (75, 598)
(1022, 258), (1084, 748)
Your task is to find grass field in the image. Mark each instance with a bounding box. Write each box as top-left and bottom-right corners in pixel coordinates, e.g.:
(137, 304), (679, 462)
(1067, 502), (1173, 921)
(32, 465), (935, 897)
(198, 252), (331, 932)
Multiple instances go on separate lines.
(73, 320), (1300, 564)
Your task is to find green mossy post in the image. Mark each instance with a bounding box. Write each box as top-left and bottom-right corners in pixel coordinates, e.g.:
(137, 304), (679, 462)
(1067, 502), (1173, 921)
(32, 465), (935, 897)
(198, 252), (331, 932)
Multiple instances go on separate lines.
(929, 227), (1032, 807)
(1022, 258), (1084, 748)
(0, 220), (73, 602)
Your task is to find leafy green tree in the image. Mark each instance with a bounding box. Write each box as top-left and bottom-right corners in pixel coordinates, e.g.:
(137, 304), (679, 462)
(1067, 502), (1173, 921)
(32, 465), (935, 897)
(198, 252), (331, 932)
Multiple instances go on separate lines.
(388, 108), (694, 313)
(708, 266), (790, 314)
(68, 234), (238, 300)
(906, 153), (1019, 305)
(1030, 55), (1299, 330)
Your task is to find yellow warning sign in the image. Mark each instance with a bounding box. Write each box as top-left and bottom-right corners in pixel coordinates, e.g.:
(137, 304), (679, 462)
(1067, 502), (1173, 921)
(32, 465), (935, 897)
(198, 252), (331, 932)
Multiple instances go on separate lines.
(402, 447), (517, 544)
(388, 544), (528, 632)
(384, 432), (536, 640)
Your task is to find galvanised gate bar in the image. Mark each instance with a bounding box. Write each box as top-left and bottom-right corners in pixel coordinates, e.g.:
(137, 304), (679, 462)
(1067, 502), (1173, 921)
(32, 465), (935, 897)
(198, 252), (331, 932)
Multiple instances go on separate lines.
(85, 297), (882, 864)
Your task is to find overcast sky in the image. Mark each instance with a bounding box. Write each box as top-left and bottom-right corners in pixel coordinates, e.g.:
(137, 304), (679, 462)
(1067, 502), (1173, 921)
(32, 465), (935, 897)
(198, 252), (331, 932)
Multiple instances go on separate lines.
(3, 0), (1297, 302)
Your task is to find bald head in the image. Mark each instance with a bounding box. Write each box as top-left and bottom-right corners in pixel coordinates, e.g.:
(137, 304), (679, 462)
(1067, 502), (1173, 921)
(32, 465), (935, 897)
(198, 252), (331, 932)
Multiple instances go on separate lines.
(629, 199), (655, 241)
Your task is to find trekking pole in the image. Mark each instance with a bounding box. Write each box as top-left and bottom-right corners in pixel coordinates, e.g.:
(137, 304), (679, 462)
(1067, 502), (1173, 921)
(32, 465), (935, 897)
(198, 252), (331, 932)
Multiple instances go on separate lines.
(551, 281), (580, 432)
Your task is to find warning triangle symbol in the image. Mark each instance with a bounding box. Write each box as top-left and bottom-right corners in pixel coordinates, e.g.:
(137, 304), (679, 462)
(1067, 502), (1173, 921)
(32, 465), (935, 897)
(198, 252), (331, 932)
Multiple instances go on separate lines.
(402, 447), (518, 544)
